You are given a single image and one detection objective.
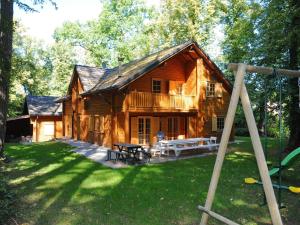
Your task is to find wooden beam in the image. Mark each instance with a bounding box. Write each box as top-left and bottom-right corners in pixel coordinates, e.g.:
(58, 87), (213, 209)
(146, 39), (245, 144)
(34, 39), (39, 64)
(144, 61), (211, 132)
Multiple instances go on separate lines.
(200, 63), (247, 225)
(198, 206), (240, 225)
(238, 73), (283, 225)
(228, 63), (300, 78)
(200, 63), (283, 225)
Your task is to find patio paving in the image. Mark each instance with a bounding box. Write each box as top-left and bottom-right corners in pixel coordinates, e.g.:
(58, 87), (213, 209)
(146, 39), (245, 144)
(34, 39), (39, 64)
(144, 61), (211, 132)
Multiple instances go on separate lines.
(58, 138), (242, 168)
(58, 139), (128, 169)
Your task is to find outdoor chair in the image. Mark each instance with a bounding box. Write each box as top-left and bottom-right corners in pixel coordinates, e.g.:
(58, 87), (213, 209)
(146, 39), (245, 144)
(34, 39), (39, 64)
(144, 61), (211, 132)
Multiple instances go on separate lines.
(210, 136), (217, 144)
(151, 131), (169, 157)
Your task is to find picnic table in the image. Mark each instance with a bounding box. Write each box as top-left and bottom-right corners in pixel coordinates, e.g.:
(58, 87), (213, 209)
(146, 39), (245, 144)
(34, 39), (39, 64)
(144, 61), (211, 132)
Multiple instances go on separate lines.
(113, 143), (150, 162)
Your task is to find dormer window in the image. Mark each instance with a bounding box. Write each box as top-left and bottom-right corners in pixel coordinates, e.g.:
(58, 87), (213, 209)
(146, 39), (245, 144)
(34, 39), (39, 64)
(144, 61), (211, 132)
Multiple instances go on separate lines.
(152, 79), (161, 93)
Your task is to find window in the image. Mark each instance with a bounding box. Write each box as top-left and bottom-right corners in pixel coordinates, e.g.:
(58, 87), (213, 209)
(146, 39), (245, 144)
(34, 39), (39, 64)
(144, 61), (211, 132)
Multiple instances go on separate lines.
(206, 82), (215, 97)
(152, 79), (161, 93)
(176, 83), (183, 95)
(217, 117), (225, 130)
(138, 117), (151, 145)
(167, 117), (179, 140)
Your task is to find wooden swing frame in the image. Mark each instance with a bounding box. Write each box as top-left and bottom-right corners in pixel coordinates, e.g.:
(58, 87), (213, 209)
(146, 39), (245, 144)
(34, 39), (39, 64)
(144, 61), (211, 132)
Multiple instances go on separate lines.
(198, 63), (300, 225)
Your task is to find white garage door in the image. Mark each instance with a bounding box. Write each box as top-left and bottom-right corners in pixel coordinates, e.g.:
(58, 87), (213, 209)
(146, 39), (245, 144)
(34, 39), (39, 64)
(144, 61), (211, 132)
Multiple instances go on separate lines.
(39, 122), (55, 142)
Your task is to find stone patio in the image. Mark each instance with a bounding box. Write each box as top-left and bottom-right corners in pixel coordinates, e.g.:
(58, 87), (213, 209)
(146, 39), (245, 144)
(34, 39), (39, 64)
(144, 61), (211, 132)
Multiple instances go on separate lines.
(58, 138), (242, 169)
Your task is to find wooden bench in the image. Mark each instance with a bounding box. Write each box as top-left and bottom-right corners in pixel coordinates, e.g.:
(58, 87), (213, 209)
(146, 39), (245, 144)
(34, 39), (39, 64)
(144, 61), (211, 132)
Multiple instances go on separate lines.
(106, 150), (129, 162)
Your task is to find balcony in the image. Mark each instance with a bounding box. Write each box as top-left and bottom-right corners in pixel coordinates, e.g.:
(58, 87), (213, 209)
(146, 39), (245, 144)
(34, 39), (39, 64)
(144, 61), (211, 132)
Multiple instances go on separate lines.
(128, 91), (197, 111)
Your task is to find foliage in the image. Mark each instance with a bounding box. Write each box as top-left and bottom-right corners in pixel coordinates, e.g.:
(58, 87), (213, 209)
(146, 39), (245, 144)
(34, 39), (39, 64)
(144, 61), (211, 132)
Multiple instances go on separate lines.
(9, 23), (77, 117)
(3, 140), (300, 224)
(47, 41), (76, 95)
(53, 0), (221, 67)
(10, 24), (51, 117)
(153, 0), (219, 49)
(221, 0), (300, 147)
(54, 0), (156, 67)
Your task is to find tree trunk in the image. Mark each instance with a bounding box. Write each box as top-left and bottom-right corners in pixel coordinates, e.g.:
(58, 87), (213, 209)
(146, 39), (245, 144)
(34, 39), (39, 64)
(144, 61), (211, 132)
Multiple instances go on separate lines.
(286, 0), (300, 151)
(0, 0), (14, 158)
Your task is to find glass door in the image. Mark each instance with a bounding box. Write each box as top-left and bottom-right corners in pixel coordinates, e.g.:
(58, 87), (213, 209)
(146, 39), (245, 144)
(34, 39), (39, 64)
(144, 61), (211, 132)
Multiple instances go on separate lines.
(167, 117), (179, 140)
(138, 117), (151, 145)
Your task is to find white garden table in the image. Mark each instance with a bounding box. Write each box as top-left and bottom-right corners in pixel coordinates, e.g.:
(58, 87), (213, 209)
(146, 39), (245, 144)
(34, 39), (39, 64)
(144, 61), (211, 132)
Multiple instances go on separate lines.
(158, 137), (218, 157)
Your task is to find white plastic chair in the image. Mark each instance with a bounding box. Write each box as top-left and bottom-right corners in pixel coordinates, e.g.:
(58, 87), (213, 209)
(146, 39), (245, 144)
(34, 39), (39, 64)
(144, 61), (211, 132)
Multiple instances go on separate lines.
(210, 136), (217, 144)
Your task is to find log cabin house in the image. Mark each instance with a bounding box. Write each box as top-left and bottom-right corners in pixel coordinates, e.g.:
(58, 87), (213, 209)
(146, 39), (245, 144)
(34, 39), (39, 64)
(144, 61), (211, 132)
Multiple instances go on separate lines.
(6, 96), (63, 142)
(59, 41), (233, 148)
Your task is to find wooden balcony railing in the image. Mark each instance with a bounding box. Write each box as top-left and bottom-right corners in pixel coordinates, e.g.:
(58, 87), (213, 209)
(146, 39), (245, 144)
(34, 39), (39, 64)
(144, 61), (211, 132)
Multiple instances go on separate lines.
(128, 91), (196, 110)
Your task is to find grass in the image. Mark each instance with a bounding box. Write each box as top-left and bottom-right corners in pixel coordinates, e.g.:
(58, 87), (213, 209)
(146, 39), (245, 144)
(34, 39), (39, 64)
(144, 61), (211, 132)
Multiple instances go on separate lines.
(1, 137), (299, 225)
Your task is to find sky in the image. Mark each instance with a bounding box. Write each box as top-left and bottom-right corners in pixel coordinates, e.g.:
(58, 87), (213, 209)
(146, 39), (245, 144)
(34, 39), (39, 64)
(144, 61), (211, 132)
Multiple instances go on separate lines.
(14, 0), (160, 44)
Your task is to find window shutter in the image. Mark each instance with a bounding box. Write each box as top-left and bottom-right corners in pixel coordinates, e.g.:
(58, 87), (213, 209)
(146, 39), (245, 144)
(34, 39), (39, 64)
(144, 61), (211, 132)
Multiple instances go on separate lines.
(68, 115), (72, 137)
(94, 116), (99, 132)
(130, 117), (138, 144)
(169, 81), (177, 95)
(89, 115), (95, 131)
(215, 83), (223, 98)
(151, 117), (160, 144)
(188, 116), (197, 138)
(99, 116), (104, 133)
(212, 115), (217, 132)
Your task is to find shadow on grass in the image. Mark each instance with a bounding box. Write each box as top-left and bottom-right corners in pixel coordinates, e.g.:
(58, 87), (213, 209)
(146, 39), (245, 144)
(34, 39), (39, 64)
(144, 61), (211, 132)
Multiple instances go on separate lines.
(3, 139), (299, 225)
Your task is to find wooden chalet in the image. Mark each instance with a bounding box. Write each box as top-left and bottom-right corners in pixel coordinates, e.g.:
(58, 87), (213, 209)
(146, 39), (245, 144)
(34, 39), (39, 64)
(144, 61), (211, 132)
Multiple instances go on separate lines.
(59, 41), (233, 148)
(6, 96), (63, 142)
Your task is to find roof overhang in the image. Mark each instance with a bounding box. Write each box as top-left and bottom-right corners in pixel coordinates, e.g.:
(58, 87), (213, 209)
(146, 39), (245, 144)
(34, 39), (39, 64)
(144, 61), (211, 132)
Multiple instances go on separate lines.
(7, 115), (30, 121)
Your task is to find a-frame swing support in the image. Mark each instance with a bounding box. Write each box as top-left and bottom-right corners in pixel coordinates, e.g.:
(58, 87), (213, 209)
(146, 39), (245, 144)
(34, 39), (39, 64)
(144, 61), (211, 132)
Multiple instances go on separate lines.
(199, 63), (300, 225)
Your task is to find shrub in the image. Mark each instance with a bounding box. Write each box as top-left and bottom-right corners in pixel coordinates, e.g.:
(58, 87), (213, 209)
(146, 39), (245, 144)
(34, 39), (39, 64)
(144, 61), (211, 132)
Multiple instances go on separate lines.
(235, 127), (250, 136)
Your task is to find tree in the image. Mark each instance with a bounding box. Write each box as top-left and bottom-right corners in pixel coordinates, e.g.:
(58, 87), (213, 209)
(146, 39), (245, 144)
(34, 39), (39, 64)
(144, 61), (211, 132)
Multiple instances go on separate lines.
(9, 23), (52, 117)
(47, 41), (76, 95)
(0, 0), (14, 160)
(285, 0), (300, 150)
(54, 0), (156, 67)
(0, 0), (56, 160)
(221, 0), (300, 150)
(154, 0), (219, 50)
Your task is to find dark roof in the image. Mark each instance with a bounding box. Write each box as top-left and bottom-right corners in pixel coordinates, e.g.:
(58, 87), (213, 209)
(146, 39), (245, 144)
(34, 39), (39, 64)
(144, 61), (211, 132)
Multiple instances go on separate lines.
(66, 65), (116, 96)
(26, 96), (62, 116)
(75, 65), (109, 91)
(55, 95), (71, 103)
(84, 41), (197, 94)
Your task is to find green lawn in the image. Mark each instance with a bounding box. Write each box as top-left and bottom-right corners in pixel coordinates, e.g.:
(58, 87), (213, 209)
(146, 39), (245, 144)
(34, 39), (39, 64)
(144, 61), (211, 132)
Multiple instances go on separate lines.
(1, 137), (299, 225)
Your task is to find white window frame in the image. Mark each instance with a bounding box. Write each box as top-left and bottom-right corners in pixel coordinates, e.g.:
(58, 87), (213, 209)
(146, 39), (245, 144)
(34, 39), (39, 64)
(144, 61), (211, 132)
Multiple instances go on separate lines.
(217, 116), (225, 131)
(206, 82), (216, 97)
(138, 117), (151, 145)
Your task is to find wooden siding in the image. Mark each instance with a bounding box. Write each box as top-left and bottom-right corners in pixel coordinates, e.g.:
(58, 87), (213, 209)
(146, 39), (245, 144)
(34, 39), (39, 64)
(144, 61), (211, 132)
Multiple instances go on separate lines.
(30, 116), (63, 142)
(63, 51), (233, 147)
